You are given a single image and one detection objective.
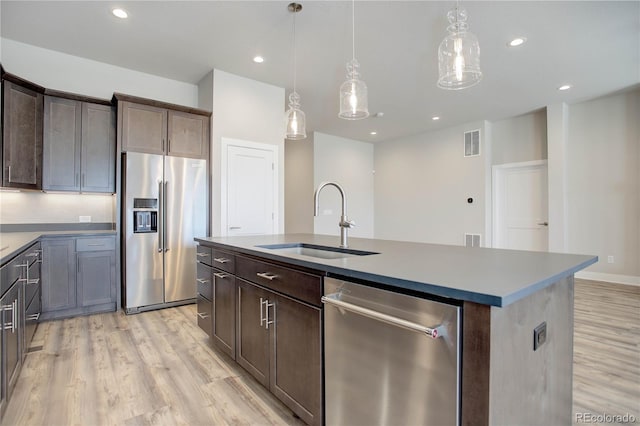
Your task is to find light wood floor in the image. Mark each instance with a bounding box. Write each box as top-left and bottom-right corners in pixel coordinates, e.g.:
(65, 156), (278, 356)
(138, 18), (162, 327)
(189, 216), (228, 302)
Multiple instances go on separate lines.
(3, 279), (639, 426)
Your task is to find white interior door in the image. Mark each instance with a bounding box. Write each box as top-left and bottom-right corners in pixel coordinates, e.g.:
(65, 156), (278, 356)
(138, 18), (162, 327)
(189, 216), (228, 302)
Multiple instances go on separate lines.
(224, 142), (276, 236)
(493, 161), (549, 251)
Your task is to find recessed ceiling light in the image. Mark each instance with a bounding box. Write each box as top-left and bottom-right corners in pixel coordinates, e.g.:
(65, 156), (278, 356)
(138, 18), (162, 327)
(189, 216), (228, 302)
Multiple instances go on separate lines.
(508, 37), (526, 47)
(253, 56), (265, 64)
(432, 116), (440, 121)
(558, 84), (572, 91)
(370, 131), (377, 136)
(112, 8), (128, 19)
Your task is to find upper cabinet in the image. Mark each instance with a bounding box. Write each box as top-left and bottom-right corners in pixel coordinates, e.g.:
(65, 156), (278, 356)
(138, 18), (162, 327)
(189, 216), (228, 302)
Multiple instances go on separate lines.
(2, 80), (44, 190)
(43, 95), (115, 193)
(117, 94), (210, 160)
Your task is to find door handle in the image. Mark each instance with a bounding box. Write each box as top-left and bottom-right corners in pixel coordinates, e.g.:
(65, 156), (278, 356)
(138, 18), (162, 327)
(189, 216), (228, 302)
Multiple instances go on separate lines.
(158, 181), (163, 253)
(259, 297), (266, 327)
(164, 181), (169, 252)
(229, 226), (242, 230)
(537, 222), (549, 226)
(265, 300), (275, 329)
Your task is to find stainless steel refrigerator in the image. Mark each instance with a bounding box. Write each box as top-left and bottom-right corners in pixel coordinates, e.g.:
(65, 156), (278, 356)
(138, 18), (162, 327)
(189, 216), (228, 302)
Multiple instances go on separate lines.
(123, 152), (207, 314)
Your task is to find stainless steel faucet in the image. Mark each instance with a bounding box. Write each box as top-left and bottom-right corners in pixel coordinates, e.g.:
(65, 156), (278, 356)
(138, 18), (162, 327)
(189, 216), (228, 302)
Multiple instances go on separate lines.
(314, 182), (355, 248)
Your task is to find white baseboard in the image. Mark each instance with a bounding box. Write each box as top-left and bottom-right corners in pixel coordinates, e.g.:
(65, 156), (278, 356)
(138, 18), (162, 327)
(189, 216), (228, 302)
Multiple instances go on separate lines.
(575, 271), (640, 287)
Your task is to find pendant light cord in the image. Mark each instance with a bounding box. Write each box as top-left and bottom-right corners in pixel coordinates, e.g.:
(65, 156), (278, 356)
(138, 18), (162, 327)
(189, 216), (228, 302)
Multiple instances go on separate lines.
(293, 10), (297, 93)
(351, 0), (355, 61)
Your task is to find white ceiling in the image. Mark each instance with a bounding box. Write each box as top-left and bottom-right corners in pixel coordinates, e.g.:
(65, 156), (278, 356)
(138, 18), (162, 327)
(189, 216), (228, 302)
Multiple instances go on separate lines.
(2, 1), (639, 143)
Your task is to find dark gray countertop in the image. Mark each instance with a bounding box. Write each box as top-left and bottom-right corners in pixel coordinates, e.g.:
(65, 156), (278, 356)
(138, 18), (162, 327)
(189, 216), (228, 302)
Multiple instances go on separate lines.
(195, 233), (597, 307)
(0, 230), (117, 265)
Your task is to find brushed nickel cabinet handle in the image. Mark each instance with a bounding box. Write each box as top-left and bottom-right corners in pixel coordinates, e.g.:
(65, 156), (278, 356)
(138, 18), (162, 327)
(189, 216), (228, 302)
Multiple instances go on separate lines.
(196, 278), (209, 284)
(213, 272), (229, 279)
(256, 272), (277, 281)
(214, 257), (230, 264)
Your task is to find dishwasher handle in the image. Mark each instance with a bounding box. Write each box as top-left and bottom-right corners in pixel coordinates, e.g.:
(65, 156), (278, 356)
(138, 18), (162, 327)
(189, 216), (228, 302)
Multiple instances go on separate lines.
(321, 293), (444, 339)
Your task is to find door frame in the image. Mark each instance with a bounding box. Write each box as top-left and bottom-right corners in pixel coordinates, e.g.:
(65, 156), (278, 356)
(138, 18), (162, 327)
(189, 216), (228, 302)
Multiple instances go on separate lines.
(220, 137), (279, 237)
(492, 160), (548, 249)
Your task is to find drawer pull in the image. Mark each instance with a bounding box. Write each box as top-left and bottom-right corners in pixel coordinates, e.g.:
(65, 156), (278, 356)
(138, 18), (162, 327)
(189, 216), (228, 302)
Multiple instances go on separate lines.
(214, 257), (230, 264)
(25, 252), (40, 257)
(196, 278), (209, 284)
(257, 272), (278, 281)
(213, 272), (230, 279)
(197, 312), (209, 320)
(27, 313), (40, 321)
(87, 243), (104, 247)
(196, 252), (210, 257)
(27, 278), (40, 285)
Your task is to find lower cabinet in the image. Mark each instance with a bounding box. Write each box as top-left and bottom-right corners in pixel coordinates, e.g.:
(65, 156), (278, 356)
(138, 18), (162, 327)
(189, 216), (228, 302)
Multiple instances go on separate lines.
(236, 279), (322, 425)
(196, 243), (323, 426)
(1, 242), (41, 419)
(41, 236), (116, 320)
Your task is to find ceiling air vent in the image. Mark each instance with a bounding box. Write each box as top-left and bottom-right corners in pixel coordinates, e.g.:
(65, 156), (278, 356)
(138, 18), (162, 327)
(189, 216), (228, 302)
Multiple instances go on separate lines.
(465, 233), (481, 248)
(464, 130), (480, 157)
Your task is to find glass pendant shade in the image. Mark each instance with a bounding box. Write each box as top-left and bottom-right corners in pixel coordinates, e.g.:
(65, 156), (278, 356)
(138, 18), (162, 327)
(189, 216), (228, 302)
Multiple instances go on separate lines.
(437, 7), (482, 90)
(285, 91), (306, 140)
(339, 59), (369, 120)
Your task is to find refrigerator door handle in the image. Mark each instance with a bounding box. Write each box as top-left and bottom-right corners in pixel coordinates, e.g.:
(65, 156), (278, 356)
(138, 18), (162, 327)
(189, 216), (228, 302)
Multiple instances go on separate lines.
(164, 180), (169, 252)
(158, 180), (164, 253)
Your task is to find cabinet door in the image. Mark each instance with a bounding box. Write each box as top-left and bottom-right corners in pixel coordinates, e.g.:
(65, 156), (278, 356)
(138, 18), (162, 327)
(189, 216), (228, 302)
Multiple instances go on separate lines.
(167, 110), (208, 159)
(213, 271), (236, 359)
(236, 279), (270, 387)
(42, 96), (81, 191)
(81, 103), (115, 192)
(77, 250), (116, 307)
(41, 239), (76, 312)
(1, 283), (22, 402)
(271, 293), (322, 426)
(120, 101), (166, 155)
(2, 81), (43, 189)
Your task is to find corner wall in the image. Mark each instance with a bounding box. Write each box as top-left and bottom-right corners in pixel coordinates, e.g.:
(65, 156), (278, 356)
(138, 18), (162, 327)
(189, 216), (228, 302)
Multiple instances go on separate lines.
(374, 122), (488, 246)
(208, 69), (285, 236)
(313, 132), (374, 239)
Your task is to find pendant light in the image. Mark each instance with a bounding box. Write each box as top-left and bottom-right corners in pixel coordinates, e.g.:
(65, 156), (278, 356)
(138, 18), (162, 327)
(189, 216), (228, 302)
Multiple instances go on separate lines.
(339, 0), (369, 120)
(285, 2), (307, 140)
(437, 4), (482, 90)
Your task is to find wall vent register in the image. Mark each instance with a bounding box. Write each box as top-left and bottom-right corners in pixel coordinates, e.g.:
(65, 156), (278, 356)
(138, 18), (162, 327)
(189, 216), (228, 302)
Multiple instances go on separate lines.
(464, 129), (480, 157)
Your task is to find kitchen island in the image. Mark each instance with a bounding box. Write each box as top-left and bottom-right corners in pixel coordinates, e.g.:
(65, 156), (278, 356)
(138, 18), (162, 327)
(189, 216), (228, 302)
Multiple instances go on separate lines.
(195, 233), (597, 426)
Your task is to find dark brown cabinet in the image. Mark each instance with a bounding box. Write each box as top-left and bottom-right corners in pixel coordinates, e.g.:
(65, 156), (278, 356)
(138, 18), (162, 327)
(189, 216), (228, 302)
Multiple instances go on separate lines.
(2, 80), (43, 189)
(236, 278), (322, 426)
(195, 244), (323, 425)
(43, 96), (115, 193)
(120, 99), (209, 159)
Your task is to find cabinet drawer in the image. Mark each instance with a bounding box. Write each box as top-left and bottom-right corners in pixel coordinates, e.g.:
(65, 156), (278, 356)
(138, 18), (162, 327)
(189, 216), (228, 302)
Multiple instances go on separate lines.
(196, 295), (212, 337)
(196, 245), (212, 266)
(76, 237), (115, 252)
(196, 262), (213, 300)
(212, 249), (235, 273)
(236, 255), (322, 306)
(25, 260), (41, 305)
(1, 254), (27, 296)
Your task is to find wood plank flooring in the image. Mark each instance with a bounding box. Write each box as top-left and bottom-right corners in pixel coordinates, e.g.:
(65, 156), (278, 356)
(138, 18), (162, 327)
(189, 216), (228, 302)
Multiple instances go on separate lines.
(572, 279), (640, 424)
(3, 278), (639, 425)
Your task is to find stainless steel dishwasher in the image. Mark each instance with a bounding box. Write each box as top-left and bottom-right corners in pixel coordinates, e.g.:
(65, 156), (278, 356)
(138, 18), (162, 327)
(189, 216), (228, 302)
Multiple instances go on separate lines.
(322, 278), (460, 425)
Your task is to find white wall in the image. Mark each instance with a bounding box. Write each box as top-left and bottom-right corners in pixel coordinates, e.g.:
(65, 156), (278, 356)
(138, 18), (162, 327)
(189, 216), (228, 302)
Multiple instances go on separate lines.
(313, 132), (374, 239)
(566, 89), (639, 283)
(0, 39), (199, 226)
(285, 135), (314, 234)
(492, 110), (547, 165)
(375, 122), (488, 246)
(1, 39), (198, 106)
(206, 69), (285, 236)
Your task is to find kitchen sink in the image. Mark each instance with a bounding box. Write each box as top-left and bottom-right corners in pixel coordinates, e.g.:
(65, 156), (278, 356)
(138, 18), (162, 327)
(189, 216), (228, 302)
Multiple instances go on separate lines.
(256, 243), (379, 260)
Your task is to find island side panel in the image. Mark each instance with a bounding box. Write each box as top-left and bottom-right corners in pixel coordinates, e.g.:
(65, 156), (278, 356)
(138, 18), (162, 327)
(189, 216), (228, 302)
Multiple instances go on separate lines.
(461, 301), (491, 426)
(489, 276), (574, 425)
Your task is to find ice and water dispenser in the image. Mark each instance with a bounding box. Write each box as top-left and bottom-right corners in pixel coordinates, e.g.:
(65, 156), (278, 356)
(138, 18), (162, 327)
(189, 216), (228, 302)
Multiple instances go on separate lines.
(132, 198), (158, 233)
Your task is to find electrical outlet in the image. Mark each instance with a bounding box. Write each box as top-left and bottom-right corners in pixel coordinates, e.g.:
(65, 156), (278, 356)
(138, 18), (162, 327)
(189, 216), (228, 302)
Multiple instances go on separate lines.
(79, 216), (91, 223)
(607, 255), (614, 264)
(533, 322), (547, 351)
